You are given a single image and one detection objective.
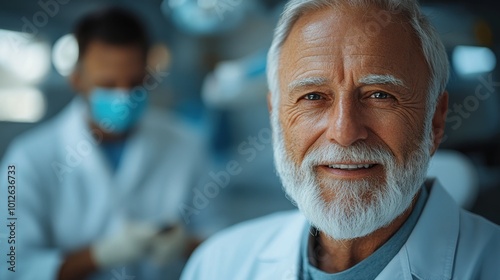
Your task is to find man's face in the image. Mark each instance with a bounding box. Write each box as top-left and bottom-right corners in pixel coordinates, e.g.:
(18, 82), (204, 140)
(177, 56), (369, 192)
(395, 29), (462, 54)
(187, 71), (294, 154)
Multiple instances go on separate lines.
(73, 40), (146, 95)
(273, 6), (444, 239)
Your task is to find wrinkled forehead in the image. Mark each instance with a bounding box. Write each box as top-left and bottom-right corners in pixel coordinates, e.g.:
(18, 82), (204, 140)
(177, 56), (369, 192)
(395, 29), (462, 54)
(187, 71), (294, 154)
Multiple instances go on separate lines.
(278, 6), (429, 92)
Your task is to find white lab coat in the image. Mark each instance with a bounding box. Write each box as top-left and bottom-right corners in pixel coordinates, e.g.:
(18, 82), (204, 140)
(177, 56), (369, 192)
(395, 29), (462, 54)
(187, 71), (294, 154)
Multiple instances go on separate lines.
(0, 98), (204, 280)
(181, 180), (500, 280)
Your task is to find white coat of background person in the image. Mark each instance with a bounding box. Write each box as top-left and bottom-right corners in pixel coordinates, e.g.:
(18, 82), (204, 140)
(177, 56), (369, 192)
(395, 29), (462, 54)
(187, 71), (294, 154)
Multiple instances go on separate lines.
(0, 7), (204, 280)
(181, 0), (500, 279)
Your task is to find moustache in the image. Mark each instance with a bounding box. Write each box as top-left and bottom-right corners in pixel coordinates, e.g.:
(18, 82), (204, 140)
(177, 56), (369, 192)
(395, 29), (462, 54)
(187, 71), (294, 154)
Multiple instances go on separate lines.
(301, 142), (395, 168)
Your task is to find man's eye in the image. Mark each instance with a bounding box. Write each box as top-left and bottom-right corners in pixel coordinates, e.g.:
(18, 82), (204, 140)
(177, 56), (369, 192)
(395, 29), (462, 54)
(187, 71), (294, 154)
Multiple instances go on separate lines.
(304, 93), (322, 100)
(370, 92), (392, 99)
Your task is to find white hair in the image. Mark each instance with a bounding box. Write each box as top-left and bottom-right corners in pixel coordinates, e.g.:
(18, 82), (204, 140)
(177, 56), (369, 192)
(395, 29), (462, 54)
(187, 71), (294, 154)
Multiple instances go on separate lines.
(266, 0), (449, 125)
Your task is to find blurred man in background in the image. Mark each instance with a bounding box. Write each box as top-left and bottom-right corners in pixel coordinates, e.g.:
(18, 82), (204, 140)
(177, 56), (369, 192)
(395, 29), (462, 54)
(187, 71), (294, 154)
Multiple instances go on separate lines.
(0, 7), (203, 280)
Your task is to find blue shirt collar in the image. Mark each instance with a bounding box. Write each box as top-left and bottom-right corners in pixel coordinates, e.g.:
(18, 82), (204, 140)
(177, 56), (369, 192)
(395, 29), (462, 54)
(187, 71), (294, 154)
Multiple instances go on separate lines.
(300, 186), (429, 280)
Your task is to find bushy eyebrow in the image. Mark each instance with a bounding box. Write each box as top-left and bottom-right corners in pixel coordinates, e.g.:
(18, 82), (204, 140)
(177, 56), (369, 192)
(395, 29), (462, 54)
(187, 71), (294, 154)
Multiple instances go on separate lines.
(358, 74), (407, 88)
(287, 77), (329, 93)
(286, 74), (407, 94)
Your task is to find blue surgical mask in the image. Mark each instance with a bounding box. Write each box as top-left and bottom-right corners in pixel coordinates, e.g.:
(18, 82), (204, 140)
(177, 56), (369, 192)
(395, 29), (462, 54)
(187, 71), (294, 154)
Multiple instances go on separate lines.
(89, 87), (149, 134)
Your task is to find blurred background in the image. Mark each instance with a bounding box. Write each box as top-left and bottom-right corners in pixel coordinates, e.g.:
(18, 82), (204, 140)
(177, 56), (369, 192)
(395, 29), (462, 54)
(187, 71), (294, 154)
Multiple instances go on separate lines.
(0, 0), (499, 236)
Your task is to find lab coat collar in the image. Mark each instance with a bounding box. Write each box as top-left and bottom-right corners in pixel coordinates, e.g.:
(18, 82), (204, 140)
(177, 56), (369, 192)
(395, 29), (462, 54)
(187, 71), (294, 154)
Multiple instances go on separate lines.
(402, 179), (459, 280)
(256, 211), (306, 278)
(255, 179), (459, 280)
(58, 97), (150, 195)
(58, 97), (114, 179)
(376, 179), (459, 280)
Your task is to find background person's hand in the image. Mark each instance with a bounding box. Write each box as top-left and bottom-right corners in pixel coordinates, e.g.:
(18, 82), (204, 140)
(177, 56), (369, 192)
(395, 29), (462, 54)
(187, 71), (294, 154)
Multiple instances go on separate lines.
(90, 222), (158, 268)
(148, 224), (188, 265)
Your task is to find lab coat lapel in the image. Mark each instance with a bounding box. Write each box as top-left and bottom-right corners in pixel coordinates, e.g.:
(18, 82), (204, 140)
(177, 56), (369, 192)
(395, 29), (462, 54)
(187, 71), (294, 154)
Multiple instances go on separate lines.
(58, 97), (113, 186)
(61, 97), (150, 198)
(59, 97), (113, 178)
(113, 126), (147, 195)
(375, 246), (413, 280)
(377, 180), (459, 280)
(54, 98), (121, 248)
(254, 212), (306, 279)
(405, 180), (459, 279)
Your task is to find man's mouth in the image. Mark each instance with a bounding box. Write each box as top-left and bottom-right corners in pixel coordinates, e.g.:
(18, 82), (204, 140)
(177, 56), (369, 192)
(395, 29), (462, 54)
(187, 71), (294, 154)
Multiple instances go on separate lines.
(327, 164), (376, 171)
(319, 163), (381, 179)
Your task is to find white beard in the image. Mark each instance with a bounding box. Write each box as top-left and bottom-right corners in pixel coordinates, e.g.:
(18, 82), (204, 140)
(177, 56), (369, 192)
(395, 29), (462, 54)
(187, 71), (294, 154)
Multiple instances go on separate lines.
(272, 115), (432, 240)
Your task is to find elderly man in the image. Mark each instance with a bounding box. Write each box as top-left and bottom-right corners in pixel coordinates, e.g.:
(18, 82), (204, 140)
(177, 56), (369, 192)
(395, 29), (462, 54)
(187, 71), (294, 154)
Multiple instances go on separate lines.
(181, 0), (500, 279)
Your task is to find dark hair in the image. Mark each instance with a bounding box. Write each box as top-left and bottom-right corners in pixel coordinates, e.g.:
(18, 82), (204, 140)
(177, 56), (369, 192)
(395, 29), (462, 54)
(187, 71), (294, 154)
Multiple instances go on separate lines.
(74, 6), (150, 61)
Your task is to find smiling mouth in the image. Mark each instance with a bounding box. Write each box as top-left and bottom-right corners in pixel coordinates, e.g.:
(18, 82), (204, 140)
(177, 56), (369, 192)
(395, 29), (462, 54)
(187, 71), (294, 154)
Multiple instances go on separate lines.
(326, 164), (377, 171)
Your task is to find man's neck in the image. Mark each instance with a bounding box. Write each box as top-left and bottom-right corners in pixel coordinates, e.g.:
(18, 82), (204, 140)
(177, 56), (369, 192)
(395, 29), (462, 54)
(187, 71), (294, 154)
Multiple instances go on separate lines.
(89, 121), (129, 143)
(315, 190), (421, 273)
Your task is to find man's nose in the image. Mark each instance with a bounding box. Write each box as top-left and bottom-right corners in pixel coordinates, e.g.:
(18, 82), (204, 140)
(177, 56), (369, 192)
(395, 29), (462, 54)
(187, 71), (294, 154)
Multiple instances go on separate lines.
(325, 97), (368, 147)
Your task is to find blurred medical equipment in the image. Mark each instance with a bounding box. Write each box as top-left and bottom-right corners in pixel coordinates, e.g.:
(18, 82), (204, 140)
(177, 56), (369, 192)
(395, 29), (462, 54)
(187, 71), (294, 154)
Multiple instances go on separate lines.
(202, 49), (268, 108)
(162, 0), (256, 35)
(423, 6), (500, 211)
(428, 150), (479, 209)
(195, 11), (294, 234)
(424, 6), (500, 150)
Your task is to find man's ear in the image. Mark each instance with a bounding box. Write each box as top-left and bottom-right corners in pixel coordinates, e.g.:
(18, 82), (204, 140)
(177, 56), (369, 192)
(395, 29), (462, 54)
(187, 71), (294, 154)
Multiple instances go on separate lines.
(69, 66), (91, 99)
(430, 91), (449, 155)
(147, 44), (170, 72)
